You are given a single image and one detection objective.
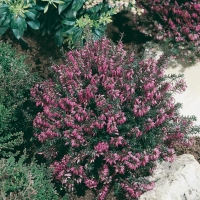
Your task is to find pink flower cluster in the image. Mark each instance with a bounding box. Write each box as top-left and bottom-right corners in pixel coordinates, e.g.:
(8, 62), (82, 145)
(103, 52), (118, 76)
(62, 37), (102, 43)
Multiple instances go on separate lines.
(31, 38), (195, 199)
(121, 181), (155, 198)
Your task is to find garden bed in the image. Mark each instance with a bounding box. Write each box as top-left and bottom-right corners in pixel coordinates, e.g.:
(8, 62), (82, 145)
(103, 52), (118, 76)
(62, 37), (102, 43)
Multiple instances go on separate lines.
(1, 27), (200, 199)
(1, 4), (200, 196)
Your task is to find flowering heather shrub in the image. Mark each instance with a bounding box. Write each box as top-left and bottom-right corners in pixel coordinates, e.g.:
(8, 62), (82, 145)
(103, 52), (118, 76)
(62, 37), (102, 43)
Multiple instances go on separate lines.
(134, 0), (200, 63)
(31, 38), (199, 199)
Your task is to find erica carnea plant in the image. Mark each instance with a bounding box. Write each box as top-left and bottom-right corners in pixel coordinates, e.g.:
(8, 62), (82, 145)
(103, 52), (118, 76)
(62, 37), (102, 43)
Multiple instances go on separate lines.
(134, 0), (200, 63)
(31, 38), (199, 199)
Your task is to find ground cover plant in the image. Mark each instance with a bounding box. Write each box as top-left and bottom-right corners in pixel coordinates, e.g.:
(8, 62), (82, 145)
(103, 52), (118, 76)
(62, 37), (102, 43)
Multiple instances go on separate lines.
(0, 154), (59, 199)
(0, 41), (41, 158)
(31, 38), (200, 199)
(0, 41), (66, 199)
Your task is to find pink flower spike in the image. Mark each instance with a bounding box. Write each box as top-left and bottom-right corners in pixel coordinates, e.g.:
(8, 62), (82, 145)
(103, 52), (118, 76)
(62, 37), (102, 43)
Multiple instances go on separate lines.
(94, 142), (109, 154)
(84, 178), (98, 189)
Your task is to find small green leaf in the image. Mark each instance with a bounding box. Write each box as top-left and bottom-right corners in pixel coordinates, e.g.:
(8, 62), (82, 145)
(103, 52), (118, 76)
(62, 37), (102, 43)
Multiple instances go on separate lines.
(93, 27), (105, 37)
(54, 29), (63, 47)
(0, 15), (6, 25)
(2, 16), (11, 26)
(23, 4), (31, 9)
(27, 20), (40, 29)
(25, 9), (38, 20)
(0, 26), (8, 36)
(0, 3), (8, 8)
(53, 0), (65, 4)
(11, 16), (27, 31)
(0, 8), (7, 15)
(61, 25), (71, 33)
(65, 26), (78, 35)
(44, 4), (49, 13)
(71, 0), (84, 11)
(35, 4), (44, 11)
(62, 19), (76, 26)
(0, 4), (8, 14)
(58, 1), (71, 14)
(52, 2), (57, 8)
(62, 9), (77, 19)
(12, 29), (24, 39)
(72, 28), (83, 43)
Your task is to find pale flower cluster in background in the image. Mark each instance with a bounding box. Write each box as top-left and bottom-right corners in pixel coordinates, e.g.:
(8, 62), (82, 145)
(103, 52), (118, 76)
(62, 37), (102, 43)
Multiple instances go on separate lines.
(187, 133), (200, 138)
(84, 0), (144, 15)
(84, 0), (102, 9)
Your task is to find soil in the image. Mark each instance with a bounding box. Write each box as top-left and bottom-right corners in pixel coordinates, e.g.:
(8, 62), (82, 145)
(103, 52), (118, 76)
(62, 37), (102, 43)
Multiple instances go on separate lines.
(1, 11), (200, 200)
(1, 28), (66, 79)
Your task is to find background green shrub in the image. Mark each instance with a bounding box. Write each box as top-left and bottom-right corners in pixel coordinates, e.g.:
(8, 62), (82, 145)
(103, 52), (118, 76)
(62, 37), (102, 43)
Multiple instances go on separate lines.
(0, 0), (143, 47)
(0, 41), (41, 158)
(0, 0), (40, 39)
(0, 154), (59, 199)
(0, 104), (24, 158)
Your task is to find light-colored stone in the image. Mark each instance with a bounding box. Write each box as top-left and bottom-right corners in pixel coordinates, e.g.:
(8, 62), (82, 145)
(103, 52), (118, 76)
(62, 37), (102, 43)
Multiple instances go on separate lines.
(139, 154), (200, 200)
(165, 60), (200, 126)
(143, 43), (163, 61)
(144, 43), (200, 131)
